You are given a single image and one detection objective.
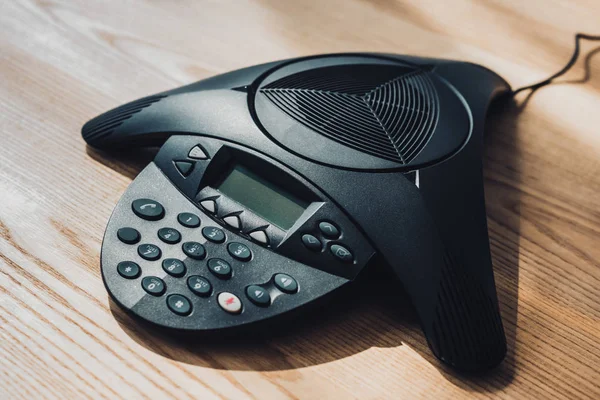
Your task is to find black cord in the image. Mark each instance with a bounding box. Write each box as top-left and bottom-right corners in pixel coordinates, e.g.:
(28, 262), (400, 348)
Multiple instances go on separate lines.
(512, 33), (600, 95)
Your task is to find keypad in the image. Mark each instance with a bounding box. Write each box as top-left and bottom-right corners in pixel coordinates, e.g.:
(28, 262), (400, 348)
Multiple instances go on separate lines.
(182, 241), (206, 260)
(207, 258), (232, 279)
(138, 243), (162, 261)
(116, 189), (324, 325)
(167, 294), (192, 316)
(117, 227), (140, 245)
(227, 242), (252, 261)
(162, 258), (186, 277)
(142, 276), (166, 296)
(202, 226), (225, 243)
(158, 227), (181, 244)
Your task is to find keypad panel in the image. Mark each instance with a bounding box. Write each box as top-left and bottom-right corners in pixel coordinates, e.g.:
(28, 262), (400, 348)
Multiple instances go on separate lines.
(101, 138), (368, 331)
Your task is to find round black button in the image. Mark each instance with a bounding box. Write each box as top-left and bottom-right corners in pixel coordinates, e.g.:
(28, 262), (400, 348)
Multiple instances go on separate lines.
(141, 276), (165, 296)
(166, 294), (192, 316)
(132, 199), (164, 221)
(246, 285), (270, 307)
(318, 221), (340, 238)
(207, 258), (232, 279)
(273, 273), (298, 294)
(187, 275), (212, 297)
(202, 226), (226, 243)
(227, 242), (252, 261)
(178, 212), (200, 228)
(301, 234), (321, 251)
(182, 241), (206, 260)
(137, 243), (162, 261)
(117, 227), (140, 245)
(117, 261), (140, 279)
(330, 244), (354, 263)
(157, 227), (181, 244)
(162, 258), (186, 277)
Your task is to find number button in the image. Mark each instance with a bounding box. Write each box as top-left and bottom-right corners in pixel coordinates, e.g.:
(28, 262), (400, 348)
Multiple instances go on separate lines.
(162, 258), (186, 277)
(227, 242), (252, 261)
(177, 212), (200, 228)
(202, 226), (225, 243)
(137, 244), (162, 261)
(142, 276), (166, 296)
(182, 241), (206, 260)
(207, 258), (232, 279)
(187, 275), (212, 297)
(132, 199), (164, 221)
(166, 294), (192, 316)
(157, 227), (181, 244)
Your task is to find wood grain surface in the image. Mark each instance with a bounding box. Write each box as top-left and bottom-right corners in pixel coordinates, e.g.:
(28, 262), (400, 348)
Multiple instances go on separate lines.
(1, 0), (600, 398)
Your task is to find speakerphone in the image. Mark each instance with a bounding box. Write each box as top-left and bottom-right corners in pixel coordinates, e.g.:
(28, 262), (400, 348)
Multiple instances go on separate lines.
(84, 53), (518, 372)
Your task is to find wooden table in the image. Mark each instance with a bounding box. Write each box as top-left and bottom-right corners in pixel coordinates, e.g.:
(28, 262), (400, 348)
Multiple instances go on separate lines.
(1, 1), (599, 398)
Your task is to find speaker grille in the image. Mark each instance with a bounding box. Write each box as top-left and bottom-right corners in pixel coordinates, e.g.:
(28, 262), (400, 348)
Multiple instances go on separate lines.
(430, 250), (506, 369)
(260, 65), (439, 164)
(82, 95), (167, 144)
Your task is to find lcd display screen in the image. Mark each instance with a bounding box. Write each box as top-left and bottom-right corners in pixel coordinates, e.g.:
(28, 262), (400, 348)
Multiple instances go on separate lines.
(217, 164), (309, 230)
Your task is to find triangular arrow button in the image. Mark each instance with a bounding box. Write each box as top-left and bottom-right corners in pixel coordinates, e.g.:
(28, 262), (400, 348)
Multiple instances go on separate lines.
(175, 160), (194, 177)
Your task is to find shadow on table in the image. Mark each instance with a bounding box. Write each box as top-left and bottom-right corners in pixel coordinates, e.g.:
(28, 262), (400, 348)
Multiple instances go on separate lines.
(95, 96), (526, 393)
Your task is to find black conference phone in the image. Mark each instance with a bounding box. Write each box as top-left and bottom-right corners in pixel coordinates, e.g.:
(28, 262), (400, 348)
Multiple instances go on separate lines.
(83, 53), (511, 372)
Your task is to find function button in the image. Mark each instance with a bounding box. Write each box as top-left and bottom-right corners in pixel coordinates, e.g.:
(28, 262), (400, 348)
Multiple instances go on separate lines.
(217, 292), (242, 314)
(117, 227), (140, 245)
(330, 244), (354, 263)
(207, 258), (232, 279)
(188, 145), (209, 160)
(141, 276), (166, 296)
(182, 241), (206, 260)
(249, 230), (269, 245)
(177, 212), (200, 228)
(202, 226), (225, 243)
(132, 199), (164, 221)
(162, 258), (187, 277)
(117, 261), (140, 279)
(227, 242), (252, 261)
(166, 294), (192, 316)
(187, 275), (212, 297)
(137, 243), (162, 261)
(274, 273), (298, 294)
(200, 199), (216, 214)
(223, 215), (241, 229)
(246, 285), (270, 307)
(174, 160), (195, 177)
(157, 227), (181, 244)
(301, 234), (321, 251)
(318, 221), (340, 238)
